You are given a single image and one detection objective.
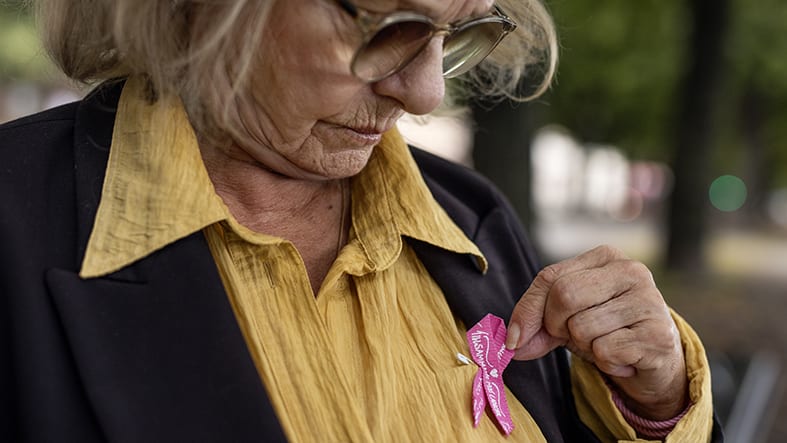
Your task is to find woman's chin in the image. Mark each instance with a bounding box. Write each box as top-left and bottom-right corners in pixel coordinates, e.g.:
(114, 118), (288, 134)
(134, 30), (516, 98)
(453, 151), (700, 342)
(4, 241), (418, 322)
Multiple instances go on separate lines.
(314, 147), (375, 179)
(252, 145), (374, 181)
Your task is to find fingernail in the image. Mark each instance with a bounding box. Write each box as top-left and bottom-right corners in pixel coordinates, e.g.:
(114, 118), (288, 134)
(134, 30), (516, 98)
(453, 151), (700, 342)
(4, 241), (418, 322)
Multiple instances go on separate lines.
(506, 322), (520, 350)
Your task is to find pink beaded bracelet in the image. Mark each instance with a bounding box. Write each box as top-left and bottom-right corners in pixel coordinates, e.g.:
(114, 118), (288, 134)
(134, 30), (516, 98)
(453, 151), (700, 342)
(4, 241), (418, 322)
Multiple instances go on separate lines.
(610, 388), (690, 439)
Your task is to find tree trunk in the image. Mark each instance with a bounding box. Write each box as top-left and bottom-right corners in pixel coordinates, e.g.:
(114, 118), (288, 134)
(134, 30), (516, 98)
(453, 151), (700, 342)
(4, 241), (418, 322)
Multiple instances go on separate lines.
(665, 0), (730, 271)
(740, 84), (771, 224)
(470, 100), (534, 228)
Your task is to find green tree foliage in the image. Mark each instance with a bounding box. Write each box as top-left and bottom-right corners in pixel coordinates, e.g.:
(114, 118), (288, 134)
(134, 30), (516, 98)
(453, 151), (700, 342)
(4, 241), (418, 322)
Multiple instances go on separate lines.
(535, 0), (786, 181)
(729, 0), (787, 98)
(475, 0), (787, 268)
(723, 0), (787, 188)
(0, 1), (53, 82)
(536, 0), (687, 161)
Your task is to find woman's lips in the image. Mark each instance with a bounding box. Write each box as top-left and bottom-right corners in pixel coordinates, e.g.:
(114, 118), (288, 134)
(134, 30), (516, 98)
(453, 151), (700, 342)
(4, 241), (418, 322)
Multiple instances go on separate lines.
(341, 126), (386, 145)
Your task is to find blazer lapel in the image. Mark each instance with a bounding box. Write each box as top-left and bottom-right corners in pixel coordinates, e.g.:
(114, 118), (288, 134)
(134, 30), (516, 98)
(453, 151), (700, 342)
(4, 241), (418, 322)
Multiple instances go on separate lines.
(46, 82), (288, 442)
(412, 154), (601, 443)
(45, 233), (286, 442)
(410, 162), (533, 327)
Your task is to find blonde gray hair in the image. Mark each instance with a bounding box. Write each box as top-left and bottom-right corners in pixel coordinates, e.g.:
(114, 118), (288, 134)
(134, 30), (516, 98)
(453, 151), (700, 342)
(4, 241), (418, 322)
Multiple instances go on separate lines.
(34, 0), (556, 139)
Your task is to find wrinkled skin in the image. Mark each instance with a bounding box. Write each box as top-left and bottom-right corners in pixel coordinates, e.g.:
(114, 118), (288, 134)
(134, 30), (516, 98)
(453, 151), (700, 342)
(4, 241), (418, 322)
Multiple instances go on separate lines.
(204, 0), (690, 421)
(506, 245), (688, 419)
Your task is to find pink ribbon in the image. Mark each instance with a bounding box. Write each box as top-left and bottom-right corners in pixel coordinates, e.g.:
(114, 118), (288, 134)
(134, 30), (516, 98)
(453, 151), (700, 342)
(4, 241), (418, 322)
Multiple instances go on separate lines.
(467, 313), (515, 435)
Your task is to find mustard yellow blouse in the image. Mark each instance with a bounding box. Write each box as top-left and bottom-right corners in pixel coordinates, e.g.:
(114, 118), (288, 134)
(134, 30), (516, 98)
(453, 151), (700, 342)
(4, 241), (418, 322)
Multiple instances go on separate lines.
(80, 77), (713, 442)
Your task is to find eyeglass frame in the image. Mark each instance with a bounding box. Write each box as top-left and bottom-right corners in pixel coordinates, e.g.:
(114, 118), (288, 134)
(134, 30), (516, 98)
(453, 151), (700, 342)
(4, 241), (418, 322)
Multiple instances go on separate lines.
(333, 0), (518, 82)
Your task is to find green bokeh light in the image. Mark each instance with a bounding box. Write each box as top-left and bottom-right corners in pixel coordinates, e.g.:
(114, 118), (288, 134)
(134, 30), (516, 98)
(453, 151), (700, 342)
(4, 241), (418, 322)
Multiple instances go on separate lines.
(709, 175), (747, 212)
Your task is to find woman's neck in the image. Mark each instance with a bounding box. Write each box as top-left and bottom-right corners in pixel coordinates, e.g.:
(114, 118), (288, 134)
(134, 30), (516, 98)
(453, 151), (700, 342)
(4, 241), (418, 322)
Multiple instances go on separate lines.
(200, 142), (351, 293)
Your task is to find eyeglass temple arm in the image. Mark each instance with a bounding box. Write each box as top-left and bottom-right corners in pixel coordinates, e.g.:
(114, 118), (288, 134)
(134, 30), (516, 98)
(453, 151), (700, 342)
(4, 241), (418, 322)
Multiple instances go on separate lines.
(335, 0), (359, 18)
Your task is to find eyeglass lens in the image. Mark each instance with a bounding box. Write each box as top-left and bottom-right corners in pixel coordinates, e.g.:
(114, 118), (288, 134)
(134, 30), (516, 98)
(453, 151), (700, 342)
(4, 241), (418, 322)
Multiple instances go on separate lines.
(443, 21), (506, 77)
(353, 20), (434, 81)
(352, 18), (509, 81)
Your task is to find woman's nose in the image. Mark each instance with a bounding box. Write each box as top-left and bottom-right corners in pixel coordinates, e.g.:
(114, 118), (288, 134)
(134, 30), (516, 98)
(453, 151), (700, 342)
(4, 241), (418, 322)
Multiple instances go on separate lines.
(371, 39), (446, 115)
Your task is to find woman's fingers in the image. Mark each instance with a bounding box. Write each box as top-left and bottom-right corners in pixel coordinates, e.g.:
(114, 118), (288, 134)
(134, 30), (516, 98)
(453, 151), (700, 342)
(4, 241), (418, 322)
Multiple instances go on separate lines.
(506, 244), (688, 418)
(542, 259), (656, 342)
(563, 287), (666, 358)
(510, 261), (672, 373)
(505, 245), (628, 353)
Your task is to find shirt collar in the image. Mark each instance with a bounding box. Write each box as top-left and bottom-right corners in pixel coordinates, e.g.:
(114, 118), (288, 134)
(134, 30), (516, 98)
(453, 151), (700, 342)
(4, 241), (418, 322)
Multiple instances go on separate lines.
(350, 127), (487, 274)
(79, 77), (228, 278)
(80, 77), (487, 278)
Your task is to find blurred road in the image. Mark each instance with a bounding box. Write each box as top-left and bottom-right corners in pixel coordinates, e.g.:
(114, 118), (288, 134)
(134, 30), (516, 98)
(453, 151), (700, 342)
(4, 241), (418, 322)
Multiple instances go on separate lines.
(534, 215), (787, 281)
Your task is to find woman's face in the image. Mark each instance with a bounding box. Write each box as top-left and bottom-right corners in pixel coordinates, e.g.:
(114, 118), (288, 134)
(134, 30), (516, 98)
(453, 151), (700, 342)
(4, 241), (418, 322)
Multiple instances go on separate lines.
(230, 0), (493, 180)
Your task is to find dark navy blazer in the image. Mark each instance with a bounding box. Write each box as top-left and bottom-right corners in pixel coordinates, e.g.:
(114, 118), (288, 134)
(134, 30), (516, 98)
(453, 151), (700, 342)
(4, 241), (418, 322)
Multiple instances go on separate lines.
(0, 82), (722, 442)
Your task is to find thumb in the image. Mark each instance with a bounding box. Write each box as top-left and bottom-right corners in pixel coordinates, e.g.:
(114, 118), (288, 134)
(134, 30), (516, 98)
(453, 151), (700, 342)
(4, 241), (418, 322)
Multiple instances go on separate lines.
(506, 266), (563, 359)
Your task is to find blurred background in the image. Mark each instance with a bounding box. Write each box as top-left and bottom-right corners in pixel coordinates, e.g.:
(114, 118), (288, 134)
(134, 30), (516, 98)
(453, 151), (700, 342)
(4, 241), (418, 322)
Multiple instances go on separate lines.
(1, 0), (785, 441)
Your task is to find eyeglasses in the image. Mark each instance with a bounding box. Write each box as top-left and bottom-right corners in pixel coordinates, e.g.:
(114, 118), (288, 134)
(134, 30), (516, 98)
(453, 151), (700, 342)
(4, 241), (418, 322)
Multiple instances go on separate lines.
(334, 1), (517, 82)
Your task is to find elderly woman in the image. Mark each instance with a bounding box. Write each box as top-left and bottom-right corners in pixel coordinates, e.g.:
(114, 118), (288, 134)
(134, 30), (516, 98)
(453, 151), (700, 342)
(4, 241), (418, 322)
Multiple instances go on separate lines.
(0, 0), (721, 441)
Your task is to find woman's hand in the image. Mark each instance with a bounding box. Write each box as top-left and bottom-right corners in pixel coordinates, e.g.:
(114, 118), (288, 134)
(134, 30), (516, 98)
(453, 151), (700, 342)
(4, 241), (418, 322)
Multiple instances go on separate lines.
(505, 245), (688, 420)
